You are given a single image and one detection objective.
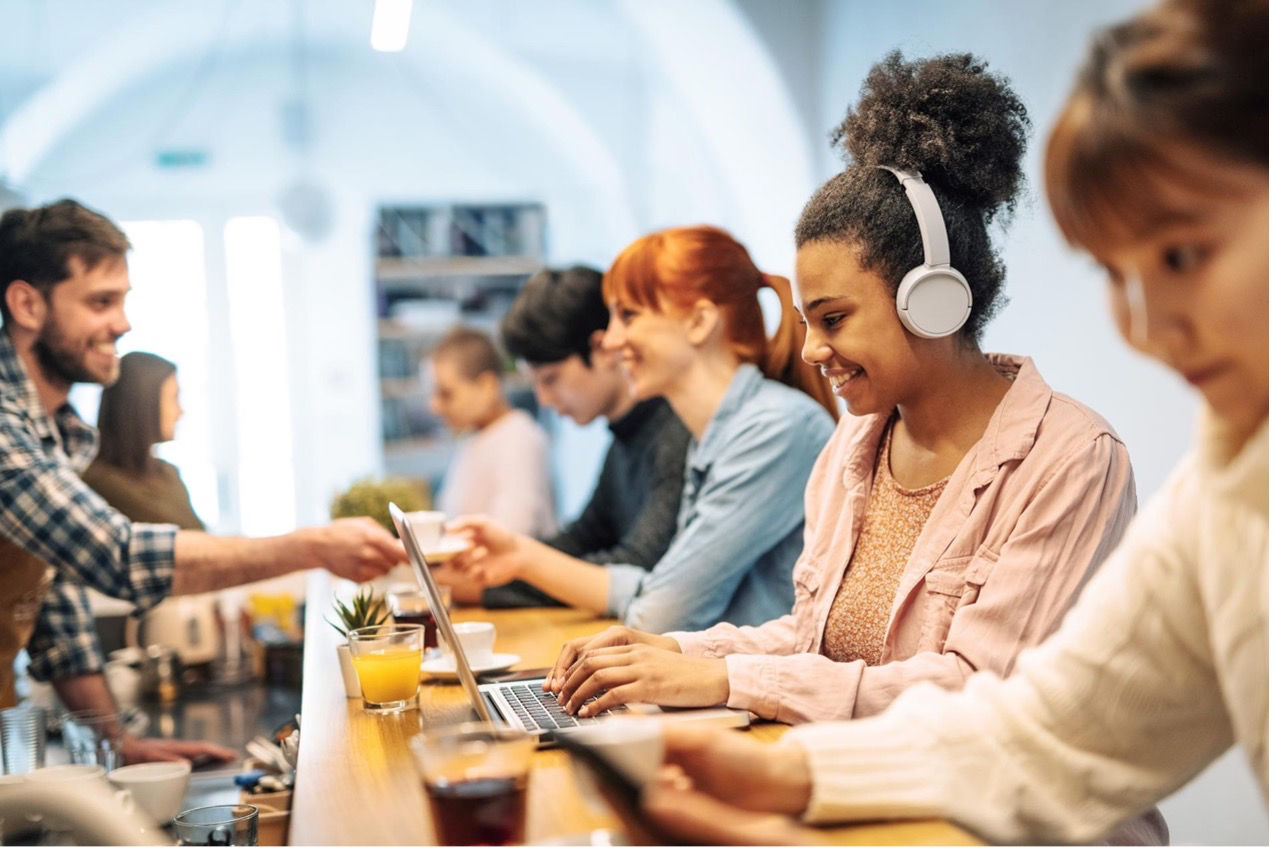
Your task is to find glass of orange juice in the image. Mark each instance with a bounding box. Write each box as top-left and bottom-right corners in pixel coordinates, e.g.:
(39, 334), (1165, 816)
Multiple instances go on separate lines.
(348, 624), (424, 714)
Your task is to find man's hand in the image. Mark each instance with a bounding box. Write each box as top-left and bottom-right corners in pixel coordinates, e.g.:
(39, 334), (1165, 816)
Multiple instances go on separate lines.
(658, 725), (813, 815)
(447, 516), (527, 587)
(553, 645), (727, 717)
(546, 625), (680, 692)
(122, 735), (237, 766)
(311, 517), (403, 583)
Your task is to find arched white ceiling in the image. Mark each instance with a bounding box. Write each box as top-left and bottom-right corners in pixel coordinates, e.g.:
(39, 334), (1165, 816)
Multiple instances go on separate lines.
(0, 1), (638, 242)
(0, 0), (813, 265)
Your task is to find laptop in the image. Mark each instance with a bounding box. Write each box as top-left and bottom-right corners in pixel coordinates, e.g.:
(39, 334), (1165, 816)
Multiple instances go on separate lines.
(387, 502), (749, 742)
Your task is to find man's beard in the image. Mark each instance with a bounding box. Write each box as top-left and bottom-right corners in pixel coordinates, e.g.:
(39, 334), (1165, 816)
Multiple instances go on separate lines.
(33, 316), (119, 388)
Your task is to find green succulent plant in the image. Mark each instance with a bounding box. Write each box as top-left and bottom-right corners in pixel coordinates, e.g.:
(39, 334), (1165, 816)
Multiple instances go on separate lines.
(329, 476), (431, 534)
(327, 586), (390, 638)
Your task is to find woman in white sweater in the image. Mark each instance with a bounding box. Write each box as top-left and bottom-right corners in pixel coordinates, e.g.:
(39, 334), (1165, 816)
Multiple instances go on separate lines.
(638, 0), (1268, 843)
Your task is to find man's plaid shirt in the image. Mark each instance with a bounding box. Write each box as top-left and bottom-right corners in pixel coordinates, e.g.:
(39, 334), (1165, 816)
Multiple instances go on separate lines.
(0, 333), (176, 681)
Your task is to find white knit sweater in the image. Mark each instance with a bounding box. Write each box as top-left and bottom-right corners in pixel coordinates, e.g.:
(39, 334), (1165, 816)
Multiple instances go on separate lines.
(784, 413), (1268, 844)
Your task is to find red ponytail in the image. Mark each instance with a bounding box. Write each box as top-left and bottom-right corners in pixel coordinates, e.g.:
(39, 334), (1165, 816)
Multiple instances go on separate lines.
(603, 226), (836, 419)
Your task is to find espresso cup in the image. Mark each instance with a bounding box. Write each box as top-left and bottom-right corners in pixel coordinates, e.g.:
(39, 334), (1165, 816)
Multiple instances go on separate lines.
(24, 763), (106, 783)
(109, 761), (192, 824)
(25, 764), (137, 830)
(405, 510), (446, 551)
(446, 622), (495, 667)
(104, 660), (143, 710)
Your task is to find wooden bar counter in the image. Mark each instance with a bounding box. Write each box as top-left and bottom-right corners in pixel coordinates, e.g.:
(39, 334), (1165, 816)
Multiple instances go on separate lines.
(290, 571), (978, 845)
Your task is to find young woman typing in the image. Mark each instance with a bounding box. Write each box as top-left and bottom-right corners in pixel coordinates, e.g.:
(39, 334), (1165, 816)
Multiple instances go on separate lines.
(639, 0), (1266, 843)
(550, 53), (1143, 741)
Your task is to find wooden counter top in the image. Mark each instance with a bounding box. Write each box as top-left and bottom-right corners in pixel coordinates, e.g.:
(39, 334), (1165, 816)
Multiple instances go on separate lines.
(290, 571), (978, 845)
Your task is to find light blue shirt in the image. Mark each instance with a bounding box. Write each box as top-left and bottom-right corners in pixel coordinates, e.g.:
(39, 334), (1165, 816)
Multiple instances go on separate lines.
(606, 364), (834, 633)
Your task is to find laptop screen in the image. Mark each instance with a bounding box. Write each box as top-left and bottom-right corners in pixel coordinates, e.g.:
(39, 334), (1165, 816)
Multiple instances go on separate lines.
(387, 502), (494, 723)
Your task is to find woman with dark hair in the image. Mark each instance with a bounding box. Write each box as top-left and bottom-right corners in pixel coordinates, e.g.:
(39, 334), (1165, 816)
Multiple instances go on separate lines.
(635, 0), (1266, 844)
(452, 225), (835, 633)
(83, 351), (204, 529)
(550, 53), (1143, 749)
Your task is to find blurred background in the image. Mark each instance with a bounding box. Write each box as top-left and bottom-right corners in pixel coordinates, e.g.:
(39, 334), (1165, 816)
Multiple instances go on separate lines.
(0, 1), (1260, 841)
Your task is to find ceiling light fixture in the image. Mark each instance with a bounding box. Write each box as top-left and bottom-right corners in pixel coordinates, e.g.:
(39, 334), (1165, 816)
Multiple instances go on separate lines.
(370, 0), (413, 53)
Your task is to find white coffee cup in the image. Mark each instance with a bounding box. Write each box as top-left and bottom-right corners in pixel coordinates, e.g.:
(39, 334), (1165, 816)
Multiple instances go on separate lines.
(405, 510), (446, 551)
(25, 763), (106, 783)
(25, 764), (138, 829)
(445, 621), (496, 667)
(108, 761), (191, 824)
(104, 660), (142, 709)
(563, 717), (664, 787)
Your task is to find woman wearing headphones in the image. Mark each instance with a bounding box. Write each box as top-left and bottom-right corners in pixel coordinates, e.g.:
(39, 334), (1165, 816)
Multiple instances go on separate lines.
(632, 0), (1264, 844)
(550, 58), (1163, 843)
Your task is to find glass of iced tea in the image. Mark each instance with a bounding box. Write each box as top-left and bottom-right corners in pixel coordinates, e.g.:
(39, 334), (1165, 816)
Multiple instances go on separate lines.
(409, 722), (536, 845)
(348, 624), (424, 714)
(388, 585), (450, 652)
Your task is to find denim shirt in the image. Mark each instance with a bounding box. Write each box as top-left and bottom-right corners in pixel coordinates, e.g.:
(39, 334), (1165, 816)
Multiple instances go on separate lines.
(606, 364), (834, 633)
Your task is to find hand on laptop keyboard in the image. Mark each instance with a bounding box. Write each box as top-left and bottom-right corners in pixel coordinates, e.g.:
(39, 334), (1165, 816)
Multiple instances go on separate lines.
(504, 683), (626, 730)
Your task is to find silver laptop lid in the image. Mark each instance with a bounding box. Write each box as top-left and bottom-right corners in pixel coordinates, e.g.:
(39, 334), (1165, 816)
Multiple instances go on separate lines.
(387, 502), (493, 723)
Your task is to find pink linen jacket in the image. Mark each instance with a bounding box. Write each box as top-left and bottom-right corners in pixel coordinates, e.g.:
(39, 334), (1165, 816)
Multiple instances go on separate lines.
(668, 355), (1137, 724)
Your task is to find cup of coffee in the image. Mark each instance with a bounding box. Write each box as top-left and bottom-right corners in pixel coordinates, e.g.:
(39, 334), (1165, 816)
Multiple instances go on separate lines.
(444, 622), (496, 667)
(24, 763), (106, 783)
(25, 764), (137, 831)
(173, 804), (259, 846)
(108, 761), (192, 824)
(104, 660), (143, 710)
(409, 722), (536, 846)
(405, 510), (447, 552)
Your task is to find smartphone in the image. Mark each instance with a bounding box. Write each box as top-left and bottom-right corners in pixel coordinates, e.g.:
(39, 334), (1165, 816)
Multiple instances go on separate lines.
(552, 731), (670, 846)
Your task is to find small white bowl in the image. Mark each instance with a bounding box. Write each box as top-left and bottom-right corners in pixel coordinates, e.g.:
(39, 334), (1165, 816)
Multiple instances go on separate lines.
(108, 761), (191, 824)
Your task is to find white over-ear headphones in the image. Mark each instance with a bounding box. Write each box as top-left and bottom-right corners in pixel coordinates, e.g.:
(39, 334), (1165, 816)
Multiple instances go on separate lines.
(878, 166), (972, 338)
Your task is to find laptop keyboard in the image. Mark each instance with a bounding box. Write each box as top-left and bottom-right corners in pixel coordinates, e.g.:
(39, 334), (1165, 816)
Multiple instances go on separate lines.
(502, 683), (626, 730)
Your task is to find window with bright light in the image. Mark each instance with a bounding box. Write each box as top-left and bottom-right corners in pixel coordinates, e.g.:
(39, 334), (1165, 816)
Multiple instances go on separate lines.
(224, 216), (297, 536)
(69, 219), (220, 527)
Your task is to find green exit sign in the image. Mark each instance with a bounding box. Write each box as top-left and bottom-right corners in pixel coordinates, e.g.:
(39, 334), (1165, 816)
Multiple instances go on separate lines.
(154, 149), (208, 168)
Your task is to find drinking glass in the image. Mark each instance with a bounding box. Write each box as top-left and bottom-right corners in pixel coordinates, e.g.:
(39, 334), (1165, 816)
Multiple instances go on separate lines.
(62, 709), (125, 771)
(347, 624), (423, 714)
(409, 722), (535, 846)
(388, 585), (450, 652)
(173, 804), (259, 846)
(0, 705), (46, 774)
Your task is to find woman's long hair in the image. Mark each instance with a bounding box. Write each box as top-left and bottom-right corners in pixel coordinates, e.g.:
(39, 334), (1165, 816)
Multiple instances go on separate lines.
(95, 351), (177, 475)
(602, 225), (836, 418)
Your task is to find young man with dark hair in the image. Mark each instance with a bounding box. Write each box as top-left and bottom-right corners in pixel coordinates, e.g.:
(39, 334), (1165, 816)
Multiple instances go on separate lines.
(0, 199), (402, 763)
(472, 265), (690, 608)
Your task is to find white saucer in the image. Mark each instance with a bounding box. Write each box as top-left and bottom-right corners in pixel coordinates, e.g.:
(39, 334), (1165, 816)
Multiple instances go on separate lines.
(421, 652), (521, 679)
(421, 535), (471, 562)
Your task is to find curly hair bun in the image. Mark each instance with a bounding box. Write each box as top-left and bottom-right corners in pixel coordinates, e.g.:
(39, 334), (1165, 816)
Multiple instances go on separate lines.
(834, 51), (1030, 214)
